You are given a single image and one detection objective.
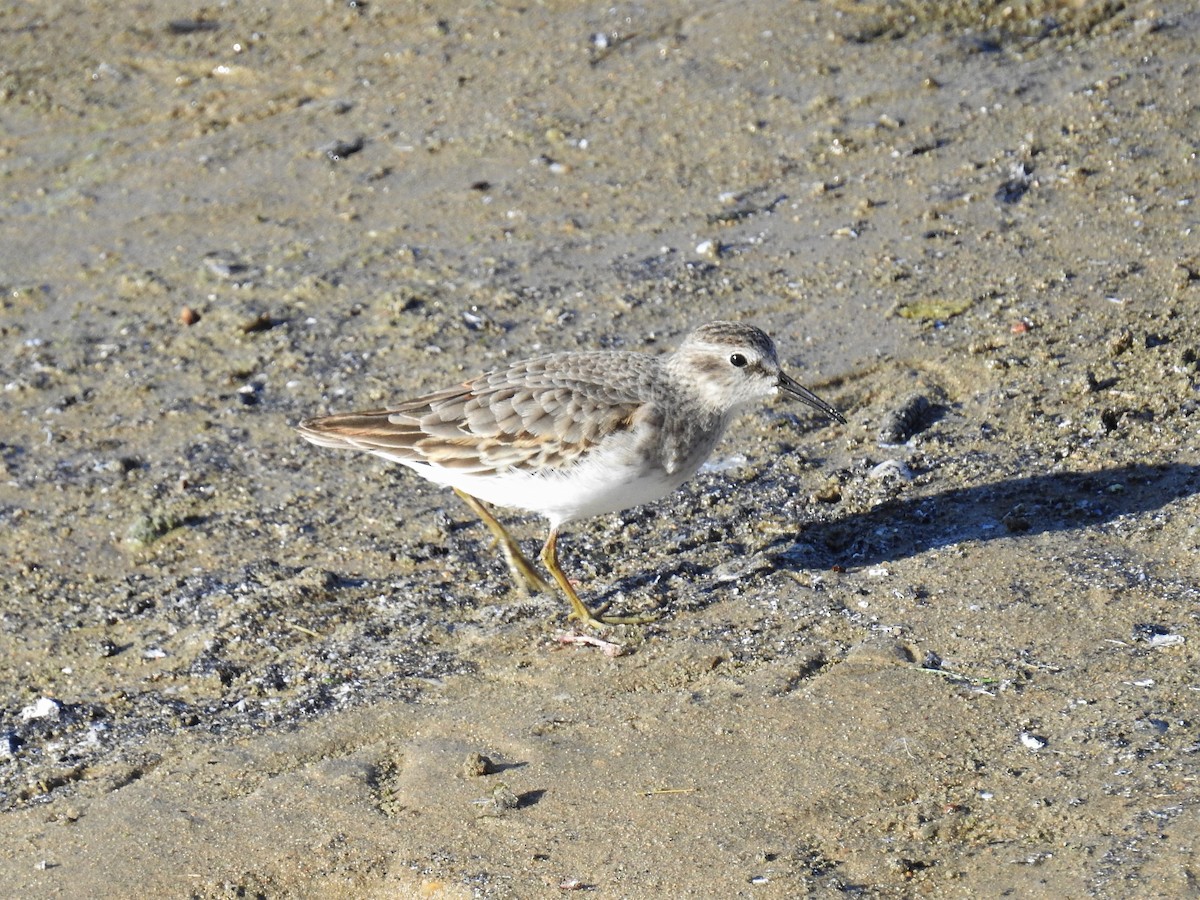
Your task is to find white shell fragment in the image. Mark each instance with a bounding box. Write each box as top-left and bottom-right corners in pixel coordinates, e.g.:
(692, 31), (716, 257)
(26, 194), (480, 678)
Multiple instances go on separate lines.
(868, 459), (914, 481)
(1147, 632), (1185, 649)
(20, 697), (62, 721)
(1019, 731), (1047, 751)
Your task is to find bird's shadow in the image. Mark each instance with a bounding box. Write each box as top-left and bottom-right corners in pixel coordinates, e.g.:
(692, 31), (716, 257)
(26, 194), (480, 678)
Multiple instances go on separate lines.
(561, 462), (1197, 616)
(772, 461), (1199, 570)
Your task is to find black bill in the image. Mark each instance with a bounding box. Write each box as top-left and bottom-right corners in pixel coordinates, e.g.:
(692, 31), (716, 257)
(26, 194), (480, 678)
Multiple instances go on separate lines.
(778, 371), (847, 425)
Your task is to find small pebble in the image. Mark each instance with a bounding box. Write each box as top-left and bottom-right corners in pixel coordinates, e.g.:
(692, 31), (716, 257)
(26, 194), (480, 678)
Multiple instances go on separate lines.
(321, 136), (365, 161)
(1, 732), (19, 759)
(475, 782), (520, 818)
(878, 393), (936, 445)
(125, 512), (183, 546)
(167, 18), (219, 35)
(1002, 504), (1031, 533)
(240, 312), (273, 334)
(462, 751), (495, 777)
(1107, 329), (1133, 356)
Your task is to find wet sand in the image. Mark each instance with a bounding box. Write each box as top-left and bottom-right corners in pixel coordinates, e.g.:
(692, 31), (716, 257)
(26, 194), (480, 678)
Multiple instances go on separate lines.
(2, 1), (1198, 895)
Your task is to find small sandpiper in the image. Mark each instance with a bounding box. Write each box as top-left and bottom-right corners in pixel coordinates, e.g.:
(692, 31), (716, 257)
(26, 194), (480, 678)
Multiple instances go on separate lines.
(298, 321), (845, 627)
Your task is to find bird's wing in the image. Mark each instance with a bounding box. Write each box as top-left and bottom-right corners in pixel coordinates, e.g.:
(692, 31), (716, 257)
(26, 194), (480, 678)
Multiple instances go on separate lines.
(297, 352), (656, 475)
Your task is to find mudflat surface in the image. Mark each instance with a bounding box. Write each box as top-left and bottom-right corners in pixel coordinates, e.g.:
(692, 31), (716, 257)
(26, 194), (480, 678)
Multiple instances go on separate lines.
(2, 1), (1198, 896)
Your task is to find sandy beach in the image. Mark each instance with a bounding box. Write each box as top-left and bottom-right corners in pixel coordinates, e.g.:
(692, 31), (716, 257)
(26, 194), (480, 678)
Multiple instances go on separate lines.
(2, 1), (1198, 895)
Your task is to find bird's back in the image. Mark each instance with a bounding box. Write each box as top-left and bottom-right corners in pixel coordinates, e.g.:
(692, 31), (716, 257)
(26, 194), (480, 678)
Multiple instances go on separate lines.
(297, 350), (667, 476)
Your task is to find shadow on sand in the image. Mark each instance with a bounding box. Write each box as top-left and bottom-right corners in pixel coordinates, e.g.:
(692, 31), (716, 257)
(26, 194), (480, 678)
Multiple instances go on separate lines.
(777, 462), (1199, 570)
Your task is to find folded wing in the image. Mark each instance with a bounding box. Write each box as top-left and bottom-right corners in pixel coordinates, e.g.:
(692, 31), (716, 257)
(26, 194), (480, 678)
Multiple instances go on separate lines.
(297, 352), (653, 475)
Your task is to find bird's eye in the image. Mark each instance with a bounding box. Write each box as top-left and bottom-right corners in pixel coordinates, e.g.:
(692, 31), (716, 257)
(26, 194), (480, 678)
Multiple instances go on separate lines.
(729, 353), (748, 368)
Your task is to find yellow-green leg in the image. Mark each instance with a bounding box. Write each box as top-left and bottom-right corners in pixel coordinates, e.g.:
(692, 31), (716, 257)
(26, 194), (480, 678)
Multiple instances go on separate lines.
(453, 488), (552, 595)
(540, 527), (660, 628)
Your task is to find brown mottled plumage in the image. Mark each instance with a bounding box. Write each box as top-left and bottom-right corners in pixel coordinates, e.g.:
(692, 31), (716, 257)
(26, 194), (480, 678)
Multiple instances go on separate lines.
(298, 321), (845, 626)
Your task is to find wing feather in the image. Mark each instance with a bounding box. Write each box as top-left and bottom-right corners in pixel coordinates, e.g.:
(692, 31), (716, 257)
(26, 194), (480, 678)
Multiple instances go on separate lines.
(297, 351), (658, 474)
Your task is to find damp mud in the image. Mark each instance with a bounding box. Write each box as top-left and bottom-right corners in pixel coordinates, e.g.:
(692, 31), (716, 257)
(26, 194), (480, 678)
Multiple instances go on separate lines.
(1, 1), (1198, 896)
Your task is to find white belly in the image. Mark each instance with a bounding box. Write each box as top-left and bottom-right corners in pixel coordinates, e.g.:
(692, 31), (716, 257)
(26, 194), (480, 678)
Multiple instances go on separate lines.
(405, 449), (689, 528)
(378, 408), (729, 528)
